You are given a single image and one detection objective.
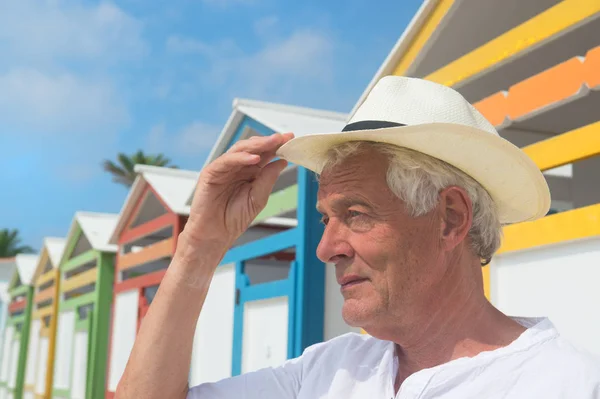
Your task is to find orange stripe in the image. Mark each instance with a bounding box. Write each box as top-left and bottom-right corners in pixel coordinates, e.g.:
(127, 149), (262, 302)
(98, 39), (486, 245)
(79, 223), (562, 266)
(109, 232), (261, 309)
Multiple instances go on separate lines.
(118, 238), (173, 271)
(473, 92), (508, 127)
(508, 57), (585, 120)
(583, 46), (600, 89)
(473, 45), (600, 126)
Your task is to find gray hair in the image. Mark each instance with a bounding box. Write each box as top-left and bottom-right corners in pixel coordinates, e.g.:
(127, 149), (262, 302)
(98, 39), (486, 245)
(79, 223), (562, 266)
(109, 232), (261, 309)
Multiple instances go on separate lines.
(320, 141), (502, 265)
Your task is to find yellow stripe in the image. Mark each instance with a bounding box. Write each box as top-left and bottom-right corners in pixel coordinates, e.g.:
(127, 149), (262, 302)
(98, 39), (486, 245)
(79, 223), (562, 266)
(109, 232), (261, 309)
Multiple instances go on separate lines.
(523, 121), (600, 172)
(33, 305), (54, 320)
(392, 0), (456, 76)
(36, 269), (55, 287)
(498, 204), (600, 254)
(62, 267), (97, 293)
(425, 0), (600, 87)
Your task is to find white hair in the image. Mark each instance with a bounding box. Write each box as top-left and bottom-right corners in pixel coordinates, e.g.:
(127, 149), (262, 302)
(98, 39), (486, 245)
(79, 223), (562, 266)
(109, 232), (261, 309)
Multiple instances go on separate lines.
(320, 141), (502, 265)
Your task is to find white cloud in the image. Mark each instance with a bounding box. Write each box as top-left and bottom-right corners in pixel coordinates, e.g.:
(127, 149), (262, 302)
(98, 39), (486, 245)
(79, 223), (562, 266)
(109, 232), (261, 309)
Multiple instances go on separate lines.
(0, 0), (147, 63)
(0, 68), (128, 135)
(183, 28), (335, 100)
(166, 36), (211, 55)
(146, 122), (221, 158)
(201, 0), (258, 7)
(253, 16), (279, 37)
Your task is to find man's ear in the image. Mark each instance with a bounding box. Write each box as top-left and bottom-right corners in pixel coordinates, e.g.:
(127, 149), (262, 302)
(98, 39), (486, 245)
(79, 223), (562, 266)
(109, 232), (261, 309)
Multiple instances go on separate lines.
(438, 186), (473, 251)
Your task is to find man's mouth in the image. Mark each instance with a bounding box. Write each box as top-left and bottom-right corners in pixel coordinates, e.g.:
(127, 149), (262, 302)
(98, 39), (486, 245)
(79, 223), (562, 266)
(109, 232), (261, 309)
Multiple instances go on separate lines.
(338, 275), (369, 289)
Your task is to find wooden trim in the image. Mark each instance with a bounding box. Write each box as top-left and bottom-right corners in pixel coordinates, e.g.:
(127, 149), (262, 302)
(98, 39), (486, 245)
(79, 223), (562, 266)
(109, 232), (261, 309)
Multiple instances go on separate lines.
(119, 213), (176, 246)
(253, 185), (298, 225)
(8, 297), (26, 313)
(33, 305), (53, 320)
(114, 269), (166, 294)
(36, 269), (55, 288)
(34, 285), (54, 305)
(61, 250), (97, 274)
(62, 267), (98, 293)
(118, 237), (174, 272)
(120, 184), (174, 244)
(473, 46), (600, 126)
(425, 0), (600, 87)
(498, 204), (600, 254)
(392, 0), (456, 76)
(523, 121), (600, 172)
(584, 46), (600, 88)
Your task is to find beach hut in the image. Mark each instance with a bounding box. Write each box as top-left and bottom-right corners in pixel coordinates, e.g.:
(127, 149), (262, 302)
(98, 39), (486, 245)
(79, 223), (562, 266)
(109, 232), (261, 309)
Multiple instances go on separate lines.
(22, 238), (65, 399)
(353, 0), (600, 353)
(51, 212), (117, 399)
(0, 254), (38, 399)
(0, 258), (17, 365)
(105, 165), (198, 398)
(183, 98), (360, 386)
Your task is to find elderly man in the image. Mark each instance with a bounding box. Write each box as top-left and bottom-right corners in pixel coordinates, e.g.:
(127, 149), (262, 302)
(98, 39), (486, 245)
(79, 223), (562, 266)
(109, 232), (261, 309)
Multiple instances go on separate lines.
(116, 77), (600, 398)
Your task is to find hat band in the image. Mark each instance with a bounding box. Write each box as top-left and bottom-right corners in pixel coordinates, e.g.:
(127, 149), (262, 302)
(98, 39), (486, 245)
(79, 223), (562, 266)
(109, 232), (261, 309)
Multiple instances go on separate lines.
(342, 120), (405, 132)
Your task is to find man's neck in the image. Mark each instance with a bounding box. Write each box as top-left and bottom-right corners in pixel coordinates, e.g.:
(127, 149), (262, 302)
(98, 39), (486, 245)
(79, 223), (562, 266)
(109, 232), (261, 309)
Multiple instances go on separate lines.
(374, 256), (527, 391)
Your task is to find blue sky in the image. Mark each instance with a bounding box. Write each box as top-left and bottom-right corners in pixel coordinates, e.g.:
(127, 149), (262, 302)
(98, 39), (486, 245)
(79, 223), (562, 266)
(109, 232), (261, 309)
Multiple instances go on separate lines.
(0, 0), (421, 250)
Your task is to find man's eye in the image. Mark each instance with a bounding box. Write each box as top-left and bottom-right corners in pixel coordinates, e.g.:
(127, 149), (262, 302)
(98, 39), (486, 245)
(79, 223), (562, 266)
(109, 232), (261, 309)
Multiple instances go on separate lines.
(348, 210), (362, 218)
(320, 216), (329, 225)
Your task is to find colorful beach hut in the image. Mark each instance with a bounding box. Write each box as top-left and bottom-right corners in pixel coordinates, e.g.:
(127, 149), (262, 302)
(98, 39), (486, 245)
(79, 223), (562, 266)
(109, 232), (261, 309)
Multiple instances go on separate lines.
(183, 98), (359, 387)
(0, 258), (17, 364)
(23, 238), (65, 399)
(353, 0), (600, 353)
(0, 254), (38, 399)
(51, 212), (117, 399)
(105, 165), (198, 398)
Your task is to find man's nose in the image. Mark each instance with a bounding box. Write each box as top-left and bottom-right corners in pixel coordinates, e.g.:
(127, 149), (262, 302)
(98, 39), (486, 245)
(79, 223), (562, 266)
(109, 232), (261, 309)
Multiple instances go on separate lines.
(316, 219), (354, 264)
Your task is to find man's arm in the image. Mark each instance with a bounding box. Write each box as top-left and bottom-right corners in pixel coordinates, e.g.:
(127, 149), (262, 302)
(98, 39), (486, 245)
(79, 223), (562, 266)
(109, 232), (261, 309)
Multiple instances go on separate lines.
(114, 133), (293, 399)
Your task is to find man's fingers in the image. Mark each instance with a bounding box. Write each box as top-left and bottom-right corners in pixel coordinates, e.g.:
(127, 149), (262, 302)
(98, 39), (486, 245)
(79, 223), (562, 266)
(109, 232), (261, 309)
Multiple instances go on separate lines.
(251, 159), (288, 207)
(208, 151), (261, 174)
(228, 133), (295, 156)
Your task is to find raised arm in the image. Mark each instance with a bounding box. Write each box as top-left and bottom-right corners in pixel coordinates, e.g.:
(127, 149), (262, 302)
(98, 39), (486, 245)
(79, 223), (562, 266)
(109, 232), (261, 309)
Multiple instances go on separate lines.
(115, 133), (294, 399)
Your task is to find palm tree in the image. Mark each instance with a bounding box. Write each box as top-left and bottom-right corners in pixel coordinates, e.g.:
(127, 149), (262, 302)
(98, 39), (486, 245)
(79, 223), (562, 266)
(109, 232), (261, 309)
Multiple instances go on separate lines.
(102, 150), (177, 187)
(0, 229), (34, 257)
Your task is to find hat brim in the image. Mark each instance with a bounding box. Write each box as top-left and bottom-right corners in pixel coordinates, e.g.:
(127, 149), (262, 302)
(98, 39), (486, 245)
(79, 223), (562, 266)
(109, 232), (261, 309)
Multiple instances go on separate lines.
(276, 122), (550, 225)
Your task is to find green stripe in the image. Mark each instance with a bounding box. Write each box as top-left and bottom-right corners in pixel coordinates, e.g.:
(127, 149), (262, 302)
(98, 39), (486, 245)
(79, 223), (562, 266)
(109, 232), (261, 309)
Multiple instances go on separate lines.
(9, 314), (25, 325)
(53, 388), (70, 397)
(59, 292), (96, 312)
(254, 184), (298, 224)
(75, 318), (89, 331)
(61, 250), (98, 274)
(9, 285), (29, 298)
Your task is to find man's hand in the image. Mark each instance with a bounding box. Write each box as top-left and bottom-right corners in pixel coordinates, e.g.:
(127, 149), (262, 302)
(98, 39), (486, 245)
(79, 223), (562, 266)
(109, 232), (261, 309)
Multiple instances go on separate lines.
(184, 132), (294, 248)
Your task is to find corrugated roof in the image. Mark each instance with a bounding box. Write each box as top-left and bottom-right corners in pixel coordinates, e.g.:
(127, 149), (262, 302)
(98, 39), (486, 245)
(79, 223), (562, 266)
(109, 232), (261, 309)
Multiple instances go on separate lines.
(15, 254), (39, 286)
(203, 98), (348, 168)
(109, 165), (199, 244)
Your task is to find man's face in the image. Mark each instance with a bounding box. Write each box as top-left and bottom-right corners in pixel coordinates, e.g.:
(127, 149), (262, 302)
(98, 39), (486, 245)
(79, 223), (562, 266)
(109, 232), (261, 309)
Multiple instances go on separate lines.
(316, 148), (444, 331)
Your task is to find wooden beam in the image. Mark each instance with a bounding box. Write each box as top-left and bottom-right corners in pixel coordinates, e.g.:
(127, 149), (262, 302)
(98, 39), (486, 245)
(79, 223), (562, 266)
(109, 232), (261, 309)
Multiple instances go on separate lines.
(8, 297), (26, 313)
(36, 269), (55, 288)
(522, 121), (600, 172)
(114, 269), (166, 294)
(33, 305), (53, 320)
(119, 213), (176, 246)
(118, 238), (173, 272)
(498, 204), (600, 254)
(425, 0), (600, 87)
(62, 267), (98, 293)
(392, 0), (456, 76)
(34, 286), (54, 305)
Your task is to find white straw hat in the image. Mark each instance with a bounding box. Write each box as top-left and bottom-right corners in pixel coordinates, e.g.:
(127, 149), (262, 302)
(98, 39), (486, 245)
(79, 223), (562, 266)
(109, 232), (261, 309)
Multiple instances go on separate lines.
(276, 76), (550, 224)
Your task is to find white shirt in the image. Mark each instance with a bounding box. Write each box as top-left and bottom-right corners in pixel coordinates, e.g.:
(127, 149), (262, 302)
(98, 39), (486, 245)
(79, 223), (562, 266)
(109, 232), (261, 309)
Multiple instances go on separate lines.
(187, 317), (600, 398)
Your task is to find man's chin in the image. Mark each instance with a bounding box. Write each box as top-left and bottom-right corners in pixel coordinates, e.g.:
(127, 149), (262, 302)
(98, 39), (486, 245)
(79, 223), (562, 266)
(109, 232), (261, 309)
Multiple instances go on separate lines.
(341, 298), (373, 327)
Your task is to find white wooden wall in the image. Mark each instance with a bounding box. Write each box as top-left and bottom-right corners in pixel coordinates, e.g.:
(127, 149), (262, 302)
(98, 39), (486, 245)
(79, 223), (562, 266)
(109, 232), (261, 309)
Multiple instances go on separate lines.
(53, 311), (75, 389)
(108, 290), (139, 392)
(491, 237), (600, 355)
(189, 264), (236, 386)
(35, 336), (49, 395)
